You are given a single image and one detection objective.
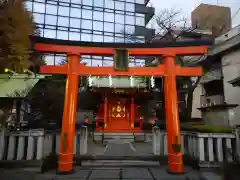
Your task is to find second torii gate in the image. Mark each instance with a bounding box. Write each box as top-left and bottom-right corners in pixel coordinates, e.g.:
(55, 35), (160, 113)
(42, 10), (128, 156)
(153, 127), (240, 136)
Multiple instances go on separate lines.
(34, 37), (210, 175)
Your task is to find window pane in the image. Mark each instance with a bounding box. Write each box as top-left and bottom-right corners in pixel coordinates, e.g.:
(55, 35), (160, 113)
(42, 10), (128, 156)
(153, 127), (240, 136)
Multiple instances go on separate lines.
(69, 32), (80, 41)
(45, 15), (57, 25)
(126, 3), (134, 12)
(82, 0), (93, 6)
(115, 14), (124, 24)
(44, 29), (56, 39)
(104, 36), (114, 42)
(44, 55), (54, 65)
(58, 6), (69, 16)
(55, 55), (66, 65)
(92, 59), (102, 66)
(136, 36), (145, 43)
(125, 15), (134, 25)
(57, 31), (68, 40)
(115, 24), (124, 33)
(94, 0), (103, 7)
(104, 22), (114, 32)
(129, 62), (134, 67)
(104, 12), (114, 22)
(71, 0), (81, 4)
(93, 21), (103, 31)
(115, 37), (124, 43)
(70, 18), (81, 28)
(81, 33), (92, 41)
(82, 9), (92, 19)
(115, 1), (124, 11)
(70, 7), (81, 18)
(136, 16), (145, 26)
(93, 34), (103, 42)
(103, 60), (113, 66)
(58, 16), (69, 27)
(136, 59), (145, 64)
(105, 0), (114, 9)
(93, 11), (103, 21)
(136, 13), (145, 17)
(25, 1), (33, 11)
(46, 4), (57, 15)
(81, 58), (91, 66)
(33, 2), (45, 13)
(135, 0), (145, 4)
(33, 13), (44, 24)
(82, 19), (92, 30)
(125, 25), (135, 34)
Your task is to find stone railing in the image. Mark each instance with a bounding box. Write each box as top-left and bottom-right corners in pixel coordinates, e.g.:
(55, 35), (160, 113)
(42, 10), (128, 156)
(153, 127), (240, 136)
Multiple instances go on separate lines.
(0, 126), (240, 169)
(152, 127), (240, 167)
(0, 127), (88, 163)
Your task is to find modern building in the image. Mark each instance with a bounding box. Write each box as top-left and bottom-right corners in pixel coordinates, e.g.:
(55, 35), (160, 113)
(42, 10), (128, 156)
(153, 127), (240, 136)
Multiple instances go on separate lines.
(24, 0), (154, 66)
(191, 3), (232, 37)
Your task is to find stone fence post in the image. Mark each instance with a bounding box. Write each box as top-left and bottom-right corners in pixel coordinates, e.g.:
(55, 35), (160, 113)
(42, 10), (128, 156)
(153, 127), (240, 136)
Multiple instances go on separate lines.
(234, 126), (240, 161)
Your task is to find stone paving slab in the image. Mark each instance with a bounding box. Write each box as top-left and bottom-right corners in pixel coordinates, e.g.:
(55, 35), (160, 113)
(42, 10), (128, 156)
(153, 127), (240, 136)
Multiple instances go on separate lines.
(82, 160), (160, 166)
(87, 138), (153, 156)
(0, 165), (222, 180)
(0, 139), (222, 180)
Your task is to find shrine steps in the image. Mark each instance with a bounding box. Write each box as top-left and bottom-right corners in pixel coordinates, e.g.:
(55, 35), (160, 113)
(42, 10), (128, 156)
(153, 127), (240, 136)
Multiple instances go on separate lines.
(93, 132), (145, 143)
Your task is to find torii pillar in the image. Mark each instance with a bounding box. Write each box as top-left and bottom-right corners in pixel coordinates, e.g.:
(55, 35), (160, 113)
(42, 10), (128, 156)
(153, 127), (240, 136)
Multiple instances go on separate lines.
(162, 54), (195, 173)
(40, 54), (80, 174)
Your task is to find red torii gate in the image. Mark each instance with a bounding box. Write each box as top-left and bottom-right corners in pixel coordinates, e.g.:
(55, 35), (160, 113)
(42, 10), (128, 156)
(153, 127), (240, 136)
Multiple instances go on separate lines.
(35, 38), (209, 175)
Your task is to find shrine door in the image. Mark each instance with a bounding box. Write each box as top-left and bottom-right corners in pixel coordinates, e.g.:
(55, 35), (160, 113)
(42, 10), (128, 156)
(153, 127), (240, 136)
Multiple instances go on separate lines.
(108, 99), (130, 130)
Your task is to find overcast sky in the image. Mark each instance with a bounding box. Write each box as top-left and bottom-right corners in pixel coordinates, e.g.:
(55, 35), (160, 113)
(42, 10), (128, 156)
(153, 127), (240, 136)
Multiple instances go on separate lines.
(150, 0), (240, 28)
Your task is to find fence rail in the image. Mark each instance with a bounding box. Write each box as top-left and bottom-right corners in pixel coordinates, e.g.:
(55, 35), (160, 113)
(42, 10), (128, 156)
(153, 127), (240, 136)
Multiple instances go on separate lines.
(152, 127), (240, 167)
(0, 127), (88, 162)
(0, 126), (239, 169)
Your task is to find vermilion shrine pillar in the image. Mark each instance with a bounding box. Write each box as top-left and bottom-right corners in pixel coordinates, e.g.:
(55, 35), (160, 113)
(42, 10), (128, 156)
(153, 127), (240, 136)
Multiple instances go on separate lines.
(163, 55), (183, 173)
(130, 97), (135, 128)
(58, 54), (79, 174)
(104, 96), (108, 128)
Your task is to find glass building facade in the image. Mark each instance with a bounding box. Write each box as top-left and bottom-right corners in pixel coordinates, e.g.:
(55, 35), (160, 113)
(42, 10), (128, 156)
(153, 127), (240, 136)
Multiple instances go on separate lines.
(24, 0), (154, 66)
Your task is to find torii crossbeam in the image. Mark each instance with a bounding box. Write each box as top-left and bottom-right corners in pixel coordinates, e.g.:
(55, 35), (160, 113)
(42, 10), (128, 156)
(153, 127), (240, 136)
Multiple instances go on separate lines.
(34, 37), (210, 175)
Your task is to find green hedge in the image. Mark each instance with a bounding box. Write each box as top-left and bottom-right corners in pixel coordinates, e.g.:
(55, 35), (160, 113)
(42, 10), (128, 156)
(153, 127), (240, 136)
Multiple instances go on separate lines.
(180, 123), (233, 133)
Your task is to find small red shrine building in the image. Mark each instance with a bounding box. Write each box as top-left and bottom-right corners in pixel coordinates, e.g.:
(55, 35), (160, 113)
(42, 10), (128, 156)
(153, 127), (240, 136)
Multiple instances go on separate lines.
(89, 77), (146, 132)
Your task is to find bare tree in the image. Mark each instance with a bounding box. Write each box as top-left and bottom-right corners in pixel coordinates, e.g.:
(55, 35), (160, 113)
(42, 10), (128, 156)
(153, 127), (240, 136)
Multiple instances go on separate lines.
(124, 8), (213, 121)
(154, 9), (209, 121)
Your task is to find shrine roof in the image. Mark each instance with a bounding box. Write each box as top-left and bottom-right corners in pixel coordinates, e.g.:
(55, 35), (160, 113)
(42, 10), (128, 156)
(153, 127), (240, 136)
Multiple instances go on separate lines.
(31, 36), (212, 49)
(0, 74), (48, 98)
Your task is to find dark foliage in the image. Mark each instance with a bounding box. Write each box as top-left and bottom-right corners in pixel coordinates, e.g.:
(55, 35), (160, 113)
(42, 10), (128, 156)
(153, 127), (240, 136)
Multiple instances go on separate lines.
(26, 78), (65, 129)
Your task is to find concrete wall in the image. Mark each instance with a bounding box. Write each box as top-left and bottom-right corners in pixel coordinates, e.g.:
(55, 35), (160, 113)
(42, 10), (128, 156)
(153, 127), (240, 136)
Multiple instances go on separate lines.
(191, 84), (202, 118)
(222, 49), (240, 126)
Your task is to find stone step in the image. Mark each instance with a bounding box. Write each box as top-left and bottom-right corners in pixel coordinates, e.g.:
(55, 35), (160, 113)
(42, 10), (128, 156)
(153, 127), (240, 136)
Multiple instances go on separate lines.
(94, 132), (135, 136)
(103, 135), (135, 143)
(93, 132), (146, 142)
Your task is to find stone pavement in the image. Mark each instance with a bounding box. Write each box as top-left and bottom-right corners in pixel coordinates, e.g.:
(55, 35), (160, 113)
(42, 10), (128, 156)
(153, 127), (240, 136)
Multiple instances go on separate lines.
(87, 138), (153, 156)
(0, 139), (222, 180)
(0, 165), (222, 180)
